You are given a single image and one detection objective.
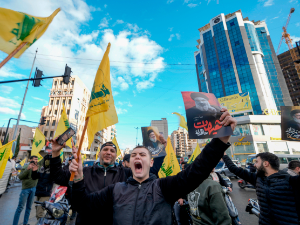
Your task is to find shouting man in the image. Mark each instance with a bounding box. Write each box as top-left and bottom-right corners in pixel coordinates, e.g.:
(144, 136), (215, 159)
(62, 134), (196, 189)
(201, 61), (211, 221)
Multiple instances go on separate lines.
(70, 109), (236, 225)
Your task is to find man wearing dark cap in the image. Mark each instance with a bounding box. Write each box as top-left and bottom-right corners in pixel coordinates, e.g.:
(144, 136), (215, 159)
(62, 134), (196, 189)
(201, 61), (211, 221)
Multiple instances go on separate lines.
(283, 109), (300, 140)
(122, 154), (130, 168)
(49, 139), (165, 225)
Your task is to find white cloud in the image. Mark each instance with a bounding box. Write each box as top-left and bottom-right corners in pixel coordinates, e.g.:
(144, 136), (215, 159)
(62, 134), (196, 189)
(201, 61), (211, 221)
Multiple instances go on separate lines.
(176, 33), (181, 40)
(1, 86), (13, 94)
(168, 34), (175, 41)
(296, 22), (300, 27)
(104, 4), (108, 8)
(114, 20), (124, 26)
(0, 107), (26, 119)
(2, 0), (165, 93)
(291, 36), (300, 45)
(262, 0), (274, 7)
(0, 96), (20, 108)
(187, 3), (198, 7)
(184, 0), (191, 3)
(99, 17), (110, 28)
(178, 106), (182, 109)
(271, 16), (279, 20)
(28, 108), (42, 113)
(0, 66), (26, 79)
(136, 80), (154, 91)
(167, 0), (174, 3)
(32, 96), (48, 104)
(169, 27), (173, 32)
(117, 101), (132, 107)
(289, 0), (298, 2)
(116, 107), (128, 114)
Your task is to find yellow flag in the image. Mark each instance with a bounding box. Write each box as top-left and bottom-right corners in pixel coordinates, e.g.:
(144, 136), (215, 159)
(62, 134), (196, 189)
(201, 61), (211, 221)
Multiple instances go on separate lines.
(0, 8), (60, 58)
(95, 147), (100, 160)
(172, 112), (188, 131)
(36, 153), (43, 162)
(112, 136), (121, 157)
(60, 150), (64, 162)
(81, 154), (87, 163)
(0, 140), (15, 178)
(187, 143), (201, 164)
(87, 43), (118, 148)
(20, 157), (27, 167)
(158, 137), (181, 178)
(55, 104), (72, 149)
(32, 128), (45, 157)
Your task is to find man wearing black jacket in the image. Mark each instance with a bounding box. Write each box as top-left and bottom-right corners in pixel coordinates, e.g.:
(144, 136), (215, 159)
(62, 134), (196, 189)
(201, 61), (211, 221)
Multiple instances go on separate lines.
(70, 109), (236, 225)
(223, 152), (300, 225)
(50, 140), (165, 225)
(31, 154), (53, 221)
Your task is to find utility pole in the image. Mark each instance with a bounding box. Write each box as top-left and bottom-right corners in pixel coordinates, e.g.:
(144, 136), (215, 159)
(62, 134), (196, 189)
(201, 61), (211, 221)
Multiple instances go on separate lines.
(11, 49), (38, 154)
(134, 127), (138, 146)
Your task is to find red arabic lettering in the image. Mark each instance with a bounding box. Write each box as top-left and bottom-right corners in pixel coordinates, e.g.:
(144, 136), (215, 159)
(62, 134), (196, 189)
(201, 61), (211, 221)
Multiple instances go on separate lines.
(194, 119), (223, 135)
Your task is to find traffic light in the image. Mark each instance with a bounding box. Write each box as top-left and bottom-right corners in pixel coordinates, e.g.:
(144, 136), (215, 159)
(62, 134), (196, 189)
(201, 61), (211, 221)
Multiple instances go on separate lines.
(63, 64), (72, 84)
(33, 68), (43, 87)
(40, 116), (46, 125)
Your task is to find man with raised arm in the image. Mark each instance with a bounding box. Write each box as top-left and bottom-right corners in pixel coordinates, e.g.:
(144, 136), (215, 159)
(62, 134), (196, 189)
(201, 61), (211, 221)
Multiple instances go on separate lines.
(70, 109), (236, 225)
(50, 141), (165, 225)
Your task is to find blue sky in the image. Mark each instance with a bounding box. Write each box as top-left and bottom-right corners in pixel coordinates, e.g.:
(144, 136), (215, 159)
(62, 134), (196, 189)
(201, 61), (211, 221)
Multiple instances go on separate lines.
(0, 0), (299, 149)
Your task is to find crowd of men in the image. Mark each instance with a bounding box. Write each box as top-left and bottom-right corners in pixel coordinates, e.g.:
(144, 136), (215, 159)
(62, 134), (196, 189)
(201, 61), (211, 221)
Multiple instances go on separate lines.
(3, 108), (300, 225)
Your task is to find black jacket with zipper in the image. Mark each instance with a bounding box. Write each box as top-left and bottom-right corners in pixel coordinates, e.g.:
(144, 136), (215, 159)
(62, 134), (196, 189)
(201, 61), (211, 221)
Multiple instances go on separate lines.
(31, 155), (53, 197)
(223, 155), (300, 225)
(50, 154), (164, 225)
(72, 138), (230, 225)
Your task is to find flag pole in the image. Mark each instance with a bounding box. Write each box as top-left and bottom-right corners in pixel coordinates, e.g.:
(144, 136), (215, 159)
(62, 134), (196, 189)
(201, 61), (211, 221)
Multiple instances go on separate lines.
(69, 117), (89, 186)
(0, 42), (28, 69)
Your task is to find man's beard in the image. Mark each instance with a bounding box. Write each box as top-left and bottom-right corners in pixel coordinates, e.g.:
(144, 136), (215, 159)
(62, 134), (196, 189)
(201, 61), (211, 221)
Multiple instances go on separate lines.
(256, 164), (266, 177)
(150, 137), (157, 142)
(293, 117), (300, 124)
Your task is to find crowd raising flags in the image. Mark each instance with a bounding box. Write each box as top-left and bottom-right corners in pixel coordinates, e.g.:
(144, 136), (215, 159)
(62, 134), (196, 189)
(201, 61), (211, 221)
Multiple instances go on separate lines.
(0, 7), (60, 68)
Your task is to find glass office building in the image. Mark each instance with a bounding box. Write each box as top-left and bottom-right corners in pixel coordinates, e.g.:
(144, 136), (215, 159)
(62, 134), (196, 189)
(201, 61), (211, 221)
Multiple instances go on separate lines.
(194, 10), (292, 114)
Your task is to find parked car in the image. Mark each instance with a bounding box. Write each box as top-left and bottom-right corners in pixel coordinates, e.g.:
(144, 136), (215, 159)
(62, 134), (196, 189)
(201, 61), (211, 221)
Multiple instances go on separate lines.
(215, 161), (238, 179)
(83, 160), (96, 167)
(220, 174), (233, 189)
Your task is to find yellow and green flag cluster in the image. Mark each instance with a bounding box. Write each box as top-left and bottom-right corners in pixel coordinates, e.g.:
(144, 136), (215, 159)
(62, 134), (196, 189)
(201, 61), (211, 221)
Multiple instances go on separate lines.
(55, 104), (72, 149)
(172, 112), (188, 131)
(158, 137), (181, 178)
(32, 128), (45, 162)
(60, 151), (64, 163)
(0, 140), (15, 178)
(0, 7), (60, 58)
(187, 143), (201, 164)
(86, 43), (118, 149)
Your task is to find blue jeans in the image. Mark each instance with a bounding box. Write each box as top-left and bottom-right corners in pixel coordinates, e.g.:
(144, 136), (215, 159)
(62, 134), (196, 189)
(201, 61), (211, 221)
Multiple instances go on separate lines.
(13, 187), (36, 225)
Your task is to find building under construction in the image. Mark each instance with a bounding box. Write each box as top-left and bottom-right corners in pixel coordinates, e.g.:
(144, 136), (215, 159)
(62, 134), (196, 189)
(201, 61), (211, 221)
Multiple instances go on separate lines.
(278, 47), (300, 106)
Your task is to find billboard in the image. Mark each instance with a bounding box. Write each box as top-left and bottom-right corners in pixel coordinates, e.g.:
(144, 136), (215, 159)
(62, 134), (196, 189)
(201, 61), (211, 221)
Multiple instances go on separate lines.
(218, 92), (253, 115)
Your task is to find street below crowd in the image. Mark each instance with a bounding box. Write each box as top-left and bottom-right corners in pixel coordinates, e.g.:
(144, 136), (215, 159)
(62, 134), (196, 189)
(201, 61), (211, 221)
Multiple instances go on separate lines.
(0, 177), (258, 225)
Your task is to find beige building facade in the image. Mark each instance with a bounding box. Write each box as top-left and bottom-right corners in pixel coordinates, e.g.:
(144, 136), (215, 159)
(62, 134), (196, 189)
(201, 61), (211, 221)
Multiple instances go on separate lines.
(39, 75), (91, 157)
(150, 118), (168, 140)
(170, 127), (197, 157)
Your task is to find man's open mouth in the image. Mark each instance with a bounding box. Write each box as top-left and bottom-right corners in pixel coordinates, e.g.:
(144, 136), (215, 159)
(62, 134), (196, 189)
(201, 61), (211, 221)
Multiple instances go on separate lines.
(134, 162), (143, 173)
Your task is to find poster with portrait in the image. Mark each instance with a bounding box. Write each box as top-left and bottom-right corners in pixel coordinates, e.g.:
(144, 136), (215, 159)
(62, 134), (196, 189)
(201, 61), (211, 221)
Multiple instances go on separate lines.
(181, 92), (233, 139)
(281, 106), (300, 141)
(141, 126), (166, 158)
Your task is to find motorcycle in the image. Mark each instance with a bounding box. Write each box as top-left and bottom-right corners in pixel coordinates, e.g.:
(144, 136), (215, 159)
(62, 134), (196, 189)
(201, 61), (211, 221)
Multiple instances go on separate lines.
(35, 186), (70, 225)
(245, 198), (260, 217)
(222, 187), (241, 225)
(237, 179), (255, 189)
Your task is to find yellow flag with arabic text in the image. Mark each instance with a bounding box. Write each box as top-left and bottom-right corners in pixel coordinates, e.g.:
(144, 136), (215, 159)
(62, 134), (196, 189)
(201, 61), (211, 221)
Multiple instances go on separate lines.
(112, 136), (121, 158)
(87, 43), (118, 148)
(0, 140), (15, 178)
(32, 128), (45, 161)
(187, 143), (201, 164)
(158, 137), (181, 178)
(172, 112), (188, 131)
(55, 104), (72, 149)
(0, 8), (60, 58)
